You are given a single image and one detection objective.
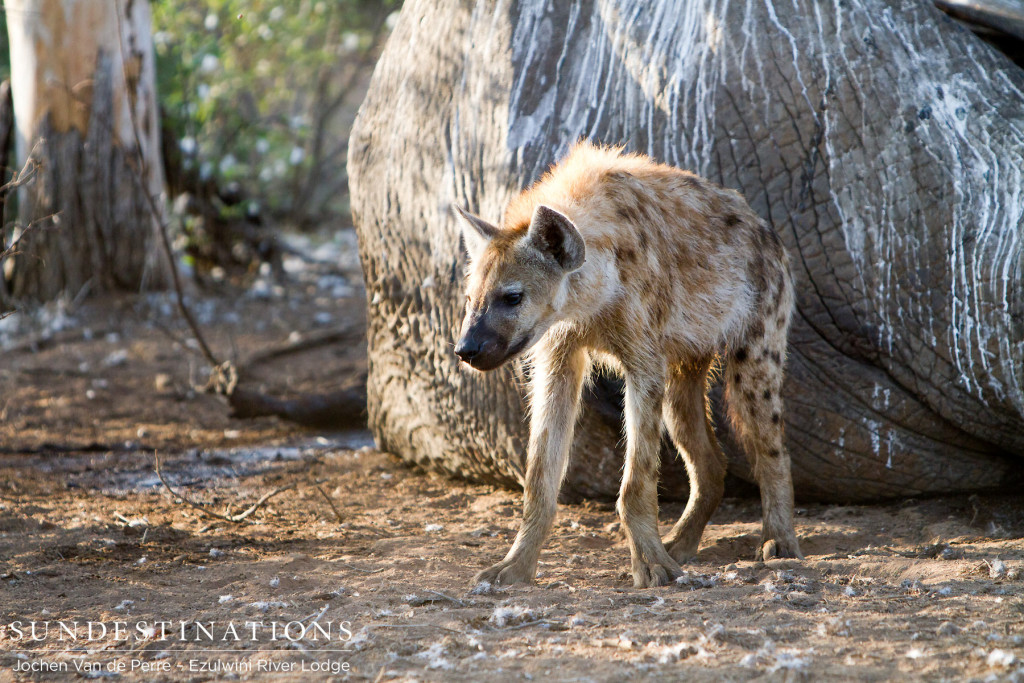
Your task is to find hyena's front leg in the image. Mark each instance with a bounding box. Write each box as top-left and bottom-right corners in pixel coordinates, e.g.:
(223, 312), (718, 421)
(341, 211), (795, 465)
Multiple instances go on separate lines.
(473, 345), (587, 587)
(618, 365), (683, 588)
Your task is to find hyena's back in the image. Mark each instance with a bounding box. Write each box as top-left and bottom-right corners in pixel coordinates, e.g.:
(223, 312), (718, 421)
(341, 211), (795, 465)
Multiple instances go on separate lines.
(501, 141), (792, 360)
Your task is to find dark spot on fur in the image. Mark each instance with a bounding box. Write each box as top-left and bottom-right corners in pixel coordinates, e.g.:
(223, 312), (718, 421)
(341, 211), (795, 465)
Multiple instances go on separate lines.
(724, 213), (741, 227)
(734, 374), (742, 386)
(768, 449), (781, 458)
(748, 255), (769, 304)
(614, 245), (637, 263)
(651, 295), (669, 326)
(770, 351), (782, 364)
(749, 320), (765, 339)
(763, 389), (771, 401)
(617, 205), (645, 225)
(734, 347), (748, 362)
(638, 230), (650, 250)
(777, 314), (787, 327)
(772, 413), (780, 424)
(745, 391), (756, 402)
(680, 175), (702, 190)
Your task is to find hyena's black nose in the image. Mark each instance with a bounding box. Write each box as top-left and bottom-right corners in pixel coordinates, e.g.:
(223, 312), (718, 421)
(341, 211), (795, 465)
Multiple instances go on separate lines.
(455, 339), (481, 362)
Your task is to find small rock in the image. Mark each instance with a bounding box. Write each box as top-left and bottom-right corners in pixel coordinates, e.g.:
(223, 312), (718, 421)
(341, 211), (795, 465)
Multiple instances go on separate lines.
(937, 621), (961, 637)
(989, 558), (1007, 579)
(987, 649), (1015, 668)
(103, 349), (129, 367)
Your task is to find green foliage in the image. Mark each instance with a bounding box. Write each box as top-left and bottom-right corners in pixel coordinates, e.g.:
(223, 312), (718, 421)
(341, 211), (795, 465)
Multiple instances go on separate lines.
(0, 12), (9, 82)
(151, 0), (396, 228)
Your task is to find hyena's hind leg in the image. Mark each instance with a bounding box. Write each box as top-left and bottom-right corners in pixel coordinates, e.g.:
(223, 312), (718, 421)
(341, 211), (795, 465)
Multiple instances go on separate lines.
(660, 359), (728, 564)
(725, 325), (802, 561)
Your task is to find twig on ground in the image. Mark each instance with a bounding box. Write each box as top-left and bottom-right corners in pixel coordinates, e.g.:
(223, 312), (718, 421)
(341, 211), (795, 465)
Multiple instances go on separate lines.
(365, 623), (465, 634)
(424, 590), (466, 607)
(241, 328), (362, 369)
(153, 451), (311, 524)
(316, 485), (344, 523)
(337, 562), (385, 574)
(493, 618), (560, 632)
(301, 604), (331, 643)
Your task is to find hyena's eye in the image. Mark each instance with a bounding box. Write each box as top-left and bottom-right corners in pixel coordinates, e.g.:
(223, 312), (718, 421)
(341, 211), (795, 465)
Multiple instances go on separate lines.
(502, 291), (523, 307)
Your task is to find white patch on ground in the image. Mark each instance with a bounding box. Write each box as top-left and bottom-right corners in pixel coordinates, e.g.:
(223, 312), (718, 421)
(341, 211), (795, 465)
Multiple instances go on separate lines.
(416, 641), (455, 670)
(250, 601), (288, 612)
(489, 604), (535, 628)
(987, 649), (1015, 668)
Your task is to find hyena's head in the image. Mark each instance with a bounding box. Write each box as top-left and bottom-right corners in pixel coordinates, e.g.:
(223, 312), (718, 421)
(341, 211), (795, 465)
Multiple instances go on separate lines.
(453, 204), (585, 371)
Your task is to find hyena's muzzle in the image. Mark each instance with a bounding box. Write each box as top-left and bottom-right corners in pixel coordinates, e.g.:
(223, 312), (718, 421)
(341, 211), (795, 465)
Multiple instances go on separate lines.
(454, 313), (530, 371)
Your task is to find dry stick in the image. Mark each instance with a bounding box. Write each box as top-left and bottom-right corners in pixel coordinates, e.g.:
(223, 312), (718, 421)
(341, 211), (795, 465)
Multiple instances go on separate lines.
(241, 328), (361, 368)
(316, 484), (344, 523)
(113, 5), (222, 376)
(0, 153), (47, 264)
(153, 451), (308, 524)
(337, 562), (385, 574)
(424, 590), (466, 607)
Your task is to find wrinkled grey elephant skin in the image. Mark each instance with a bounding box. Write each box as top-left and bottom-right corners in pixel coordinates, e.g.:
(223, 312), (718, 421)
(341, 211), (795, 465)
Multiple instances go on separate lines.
(349, 0), (1024, 502)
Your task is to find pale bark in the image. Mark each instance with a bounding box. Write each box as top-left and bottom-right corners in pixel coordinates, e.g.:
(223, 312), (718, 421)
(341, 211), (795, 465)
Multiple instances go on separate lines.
(4, 0), (166, 301)
(349, 0), (1024, 502)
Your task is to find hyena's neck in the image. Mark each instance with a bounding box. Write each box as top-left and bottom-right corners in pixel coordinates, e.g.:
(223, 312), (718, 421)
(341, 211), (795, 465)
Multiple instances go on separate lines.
(560, 247), (620, 326)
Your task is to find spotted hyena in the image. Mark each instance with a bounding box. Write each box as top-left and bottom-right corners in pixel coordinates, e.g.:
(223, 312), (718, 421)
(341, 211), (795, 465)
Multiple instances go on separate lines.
(453, 140), (801, 588)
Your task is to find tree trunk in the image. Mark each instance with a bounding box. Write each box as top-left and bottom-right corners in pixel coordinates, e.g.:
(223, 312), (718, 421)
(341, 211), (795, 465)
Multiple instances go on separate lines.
(3, 0), (166, 301)
(349, 0), (1024, 502)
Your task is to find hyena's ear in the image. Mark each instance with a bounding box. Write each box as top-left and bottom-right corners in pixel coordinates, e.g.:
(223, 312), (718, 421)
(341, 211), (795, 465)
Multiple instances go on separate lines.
(527, 205), (585, 272)
(453, 205), (499, 262)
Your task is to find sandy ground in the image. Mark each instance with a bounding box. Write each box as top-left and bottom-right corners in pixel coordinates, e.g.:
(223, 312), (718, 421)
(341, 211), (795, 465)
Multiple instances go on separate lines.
(1, 233), (1023, 681)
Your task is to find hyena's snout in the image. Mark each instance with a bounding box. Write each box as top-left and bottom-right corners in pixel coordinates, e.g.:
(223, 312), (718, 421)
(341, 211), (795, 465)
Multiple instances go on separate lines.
(455, 317), (523, 371)
(454, 332), (496, 365)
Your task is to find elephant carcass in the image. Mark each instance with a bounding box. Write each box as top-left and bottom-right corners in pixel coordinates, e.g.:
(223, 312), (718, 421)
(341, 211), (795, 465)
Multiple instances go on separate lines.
(348, 0), (1024, 502)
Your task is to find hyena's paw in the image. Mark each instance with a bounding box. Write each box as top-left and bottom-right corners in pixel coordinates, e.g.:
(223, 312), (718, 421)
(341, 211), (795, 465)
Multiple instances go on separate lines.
(472, 557), (536, 588)
(663, 537), (700, 565)
(631, 553), (683, 588)
(756, 535), (803, 561)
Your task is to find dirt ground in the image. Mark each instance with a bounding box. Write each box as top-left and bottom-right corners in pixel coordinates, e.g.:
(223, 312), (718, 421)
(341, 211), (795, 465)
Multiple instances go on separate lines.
(1, 232), (1023, 682)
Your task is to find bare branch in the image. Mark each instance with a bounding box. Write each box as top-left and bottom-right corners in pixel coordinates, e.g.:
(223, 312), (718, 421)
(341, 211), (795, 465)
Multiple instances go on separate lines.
(113, 3), (225, 376)
(153, 451), (316, 524)
(316, 484), (344, 523)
